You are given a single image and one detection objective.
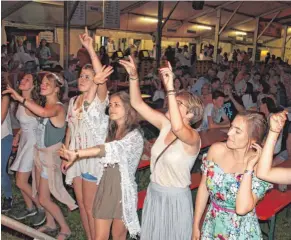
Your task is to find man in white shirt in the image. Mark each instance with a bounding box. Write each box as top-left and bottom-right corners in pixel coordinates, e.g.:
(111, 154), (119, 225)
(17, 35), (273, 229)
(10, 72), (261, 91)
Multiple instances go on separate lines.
(199, 90), (230, 131)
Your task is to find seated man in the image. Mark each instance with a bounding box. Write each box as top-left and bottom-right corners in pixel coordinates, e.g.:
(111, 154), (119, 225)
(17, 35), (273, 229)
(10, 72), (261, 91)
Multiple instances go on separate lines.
(223, 83), (245, 122)
(198, 90), (230, 131)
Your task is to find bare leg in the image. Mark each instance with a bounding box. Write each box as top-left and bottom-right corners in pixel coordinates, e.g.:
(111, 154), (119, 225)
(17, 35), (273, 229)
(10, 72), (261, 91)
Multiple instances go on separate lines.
(95, 219), (112, 240)
(16, 171), (42, 209)
(38, 177), (70, 238)
(112, 219), (127, 240)
(73, 177), (91, 240)
(83, 179), (98, 240)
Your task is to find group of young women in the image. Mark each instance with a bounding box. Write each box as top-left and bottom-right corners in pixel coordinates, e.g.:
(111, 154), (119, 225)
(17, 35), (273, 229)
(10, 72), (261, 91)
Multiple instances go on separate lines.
(2, 27), (291, 240)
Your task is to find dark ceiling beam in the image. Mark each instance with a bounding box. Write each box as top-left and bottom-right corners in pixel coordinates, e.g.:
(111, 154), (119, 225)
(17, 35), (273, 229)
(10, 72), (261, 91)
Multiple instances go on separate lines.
(2, 1), (32, 20)
(204, 3), (255, 19)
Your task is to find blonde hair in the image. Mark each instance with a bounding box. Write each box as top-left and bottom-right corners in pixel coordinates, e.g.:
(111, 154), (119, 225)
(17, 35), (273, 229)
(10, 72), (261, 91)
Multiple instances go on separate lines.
(44, 72), (65, 101)
(176, 91), (204, 125)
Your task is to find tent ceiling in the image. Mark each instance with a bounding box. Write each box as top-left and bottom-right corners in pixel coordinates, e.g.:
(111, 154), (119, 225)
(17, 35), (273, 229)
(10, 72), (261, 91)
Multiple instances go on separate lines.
(2, 1), (291, 42)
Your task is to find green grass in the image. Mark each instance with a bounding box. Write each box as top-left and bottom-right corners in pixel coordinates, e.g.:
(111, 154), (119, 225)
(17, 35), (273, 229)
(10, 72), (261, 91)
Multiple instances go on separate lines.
(2, 168), (291, 240)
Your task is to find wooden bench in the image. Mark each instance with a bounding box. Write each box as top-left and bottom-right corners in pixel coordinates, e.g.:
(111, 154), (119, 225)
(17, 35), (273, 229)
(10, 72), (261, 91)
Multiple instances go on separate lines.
(256, 189), (291, 240)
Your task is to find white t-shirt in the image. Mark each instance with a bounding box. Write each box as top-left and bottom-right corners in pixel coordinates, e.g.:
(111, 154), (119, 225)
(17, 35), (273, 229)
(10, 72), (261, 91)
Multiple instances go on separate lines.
(242, 94), (257, 110)
(198, 103), (227, 131)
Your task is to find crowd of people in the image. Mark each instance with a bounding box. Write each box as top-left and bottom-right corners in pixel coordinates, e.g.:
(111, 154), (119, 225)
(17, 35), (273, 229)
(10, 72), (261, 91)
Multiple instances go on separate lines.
(1, 27), (291, 240)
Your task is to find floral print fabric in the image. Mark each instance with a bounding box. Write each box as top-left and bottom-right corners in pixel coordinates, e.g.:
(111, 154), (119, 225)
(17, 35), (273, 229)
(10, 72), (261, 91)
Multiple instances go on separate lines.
(201, 160), (272, 240)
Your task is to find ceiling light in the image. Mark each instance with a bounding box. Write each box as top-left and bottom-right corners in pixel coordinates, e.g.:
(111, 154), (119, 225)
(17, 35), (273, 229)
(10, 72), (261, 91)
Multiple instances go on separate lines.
(143, 17), (164, 23)
(235, 31), (247, 36)
(196, 25), (212, 30)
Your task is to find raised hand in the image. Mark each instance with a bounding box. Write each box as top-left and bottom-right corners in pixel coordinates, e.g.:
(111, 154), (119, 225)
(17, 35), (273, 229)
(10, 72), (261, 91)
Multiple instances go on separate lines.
(247, 143), (262, 170)
(2, 85), (23, 102)
(58, 144), (77, 163)
(159, 61), (174, 91)
(93, 65), (114, 85)
(79, 26), (93, 50)
(269, 110), (288, 133)
(119, 56), (138, 78)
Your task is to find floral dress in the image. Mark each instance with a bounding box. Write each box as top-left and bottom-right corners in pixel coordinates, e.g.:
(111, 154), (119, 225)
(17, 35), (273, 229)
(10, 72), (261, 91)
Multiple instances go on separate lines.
(201, 160), (273, 240)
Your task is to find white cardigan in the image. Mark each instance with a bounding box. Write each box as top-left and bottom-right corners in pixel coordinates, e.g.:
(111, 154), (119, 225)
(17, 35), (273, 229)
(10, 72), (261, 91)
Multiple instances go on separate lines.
(97, 129), (144, 238)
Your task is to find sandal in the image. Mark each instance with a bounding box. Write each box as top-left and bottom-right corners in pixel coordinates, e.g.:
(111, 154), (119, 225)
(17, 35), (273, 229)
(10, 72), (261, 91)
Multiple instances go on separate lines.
(37, 225), (58, 235)
(57, 231), (71, 240)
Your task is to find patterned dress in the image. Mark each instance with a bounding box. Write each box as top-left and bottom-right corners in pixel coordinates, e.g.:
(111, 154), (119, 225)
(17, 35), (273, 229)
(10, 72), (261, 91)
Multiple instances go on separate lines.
(201, 160), (272, 240)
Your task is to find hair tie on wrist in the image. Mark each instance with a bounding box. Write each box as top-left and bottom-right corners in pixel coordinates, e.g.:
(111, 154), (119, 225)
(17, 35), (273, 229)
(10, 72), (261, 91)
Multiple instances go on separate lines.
(22, 98), (27, 106)
(129, 76), (139, 81)
(269, 128), (280, 133)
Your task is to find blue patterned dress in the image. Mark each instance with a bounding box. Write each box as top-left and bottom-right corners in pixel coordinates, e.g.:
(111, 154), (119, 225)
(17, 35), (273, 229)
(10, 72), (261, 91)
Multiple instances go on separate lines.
(201, 160), (273, 240)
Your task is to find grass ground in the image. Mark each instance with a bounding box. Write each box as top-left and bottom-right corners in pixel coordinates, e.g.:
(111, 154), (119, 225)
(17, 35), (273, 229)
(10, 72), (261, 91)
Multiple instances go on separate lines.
(2, 161), (291, 239)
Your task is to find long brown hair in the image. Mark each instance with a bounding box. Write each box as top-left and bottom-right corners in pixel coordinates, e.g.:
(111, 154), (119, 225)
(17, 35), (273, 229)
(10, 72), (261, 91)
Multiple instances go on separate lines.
(106, 91), (139, 142)
(14, 73), (41, 115)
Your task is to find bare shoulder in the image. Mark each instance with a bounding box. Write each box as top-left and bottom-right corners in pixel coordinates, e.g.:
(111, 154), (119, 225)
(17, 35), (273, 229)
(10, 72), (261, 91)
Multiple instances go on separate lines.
(207, 142), (228, 161)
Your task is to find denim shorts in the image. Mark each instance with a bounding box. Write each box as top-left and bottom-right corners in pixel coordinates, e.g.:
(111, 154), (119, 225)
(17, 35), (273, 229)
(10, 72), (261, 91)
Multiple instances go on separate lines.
(81, 172), (97, 182)
(41, 166), (49, 179)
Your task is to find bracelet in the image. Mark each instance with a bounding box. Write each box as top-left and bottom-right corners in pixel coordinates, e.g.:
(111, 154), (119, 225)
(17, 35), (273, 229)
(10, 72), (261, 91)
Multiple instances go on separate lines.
(269, 128), (280, 133)
(167, 92), (176, 97)
(74, 149), (79, 159)
(244, 169), (254, 176)
(129, 76), (139, 81)
(22, 98), (27, 106)
(167, 89), (176, 93)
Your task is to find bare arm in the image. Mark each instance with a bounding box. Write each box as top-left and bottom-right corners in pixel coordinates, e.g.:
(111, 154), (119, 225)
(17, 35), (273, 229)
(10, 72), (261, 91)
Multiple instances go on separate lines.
(192, 174), (209, 239)
(1, 95), (10, 124)
(229, 94), (245, 113)
(64, 126), (71, 149)
(236, 143), (262, 215)
(120, 56), (168, 130)
(160, 66), (201, 146)
(257, 111), (291, 184)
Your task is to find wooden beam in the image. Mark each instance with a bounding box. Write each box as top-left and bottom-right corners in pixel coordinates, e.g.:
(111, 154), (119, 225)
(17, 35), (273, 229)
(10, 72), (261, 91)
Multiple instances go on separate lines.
(2, 1), (31, 20)
(161, 1), (179, 30)
(257, 11), (281, 40)
(219, 1), (244, 35)
(69, 1), (80, 22)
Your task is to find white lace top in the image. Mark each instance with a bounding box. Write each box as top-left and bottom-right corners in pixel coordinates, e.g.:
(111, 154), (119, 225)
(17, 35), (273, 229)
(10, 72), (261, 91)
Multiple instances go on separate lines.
(97, 129), (144, 237)
(65, 94), (109, 184)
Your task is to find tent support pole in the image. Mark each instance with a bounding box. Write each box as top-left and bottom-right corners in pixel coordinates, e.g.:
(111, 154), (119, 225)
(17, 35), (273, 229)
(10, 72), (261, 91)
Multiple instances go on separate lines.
(213, 9), (221, 63)
(281, 25), (288, 61)
(252, 17), (259, 64)
(156, 1), (164, 69)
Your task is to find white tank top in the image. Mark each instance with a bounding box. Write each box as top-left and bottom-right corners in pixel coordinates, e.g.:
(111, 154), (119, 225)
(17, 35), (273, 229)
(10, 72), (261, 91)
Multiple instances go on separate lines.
(150, 121), (200, 188)
(1, 109), (12, 139)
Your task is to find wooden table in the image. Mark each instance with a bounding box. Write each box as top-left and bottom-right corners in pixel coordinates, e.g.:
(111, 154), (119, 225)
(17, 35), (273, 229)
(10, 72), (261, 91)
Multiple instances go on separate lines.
(200, 128), (228, 149)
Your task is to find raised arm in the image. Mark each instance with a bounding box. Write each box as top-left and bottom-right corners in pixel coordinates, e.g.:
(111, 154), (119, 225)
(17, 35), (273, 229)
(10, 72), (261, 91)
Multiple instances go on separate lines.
(257, 111), (291, 184)
(3, 86), (61, 118)
(229, 92), (244, 113)
(159, 63), (201, 146)
(79, 27), (109, 103)
(119, 56), (168, 130)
